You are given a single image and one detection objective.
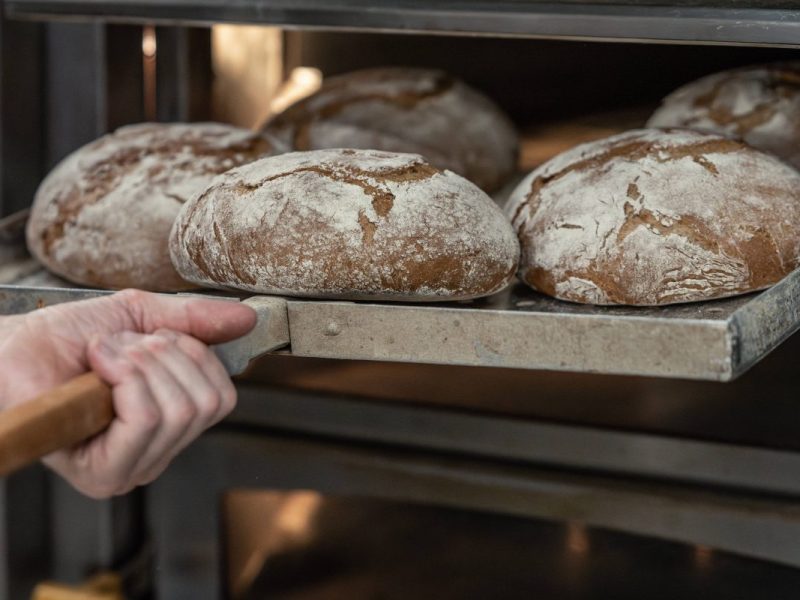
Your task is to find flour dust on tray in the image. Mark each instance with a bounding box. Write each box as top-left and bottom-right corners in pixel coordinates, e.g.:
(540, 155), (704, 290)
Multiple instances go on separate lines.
(506, 128), (800, 306)
(169, 149), (520, 301)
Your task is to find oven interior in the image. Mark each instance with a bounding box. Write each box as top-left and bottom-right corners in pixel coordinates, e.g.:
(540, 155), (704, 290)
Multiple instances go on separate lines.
(1, 13), (800, 600)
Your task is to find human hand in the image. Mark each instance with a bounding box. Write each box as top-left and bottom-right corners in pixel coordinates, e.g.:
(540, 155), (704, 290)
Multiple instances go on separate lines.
(0, 289), (256, 498)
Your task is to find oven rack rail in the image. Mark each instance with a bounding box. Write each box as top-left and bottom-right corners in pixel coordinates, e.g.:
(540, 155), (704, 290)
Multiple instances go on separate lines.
(6, 0), (800, 48)
(2, 210), (799, 382)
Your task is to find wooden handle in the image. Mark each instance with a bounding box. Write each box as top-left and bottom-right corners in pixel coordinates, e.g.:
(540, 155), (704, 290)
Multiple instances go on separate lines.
(32, 572), (123, 600)
(0, 373), (114, 477)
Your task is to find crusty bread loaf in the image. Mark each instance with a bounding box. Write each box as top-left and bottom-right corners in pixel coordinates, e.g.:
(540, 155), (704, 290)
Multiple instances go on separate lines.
(262, 68), (518, 193)
(506, 128), (800, 306)
(648, 63), (800, 169)
(26, 122), (281, 291)
(170, 148), (520, 301)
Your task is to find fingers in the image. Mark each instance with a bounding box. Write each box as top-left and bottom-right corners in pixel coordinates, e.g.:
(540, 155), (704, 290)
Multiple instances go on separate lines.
(45, 337), (161, 498)
(121, 331), (235, 483)
(151, 330), (236, 425)
(47, 328), (237, 499)
(14, 291), (256, 388)
(112, 289), (257, 344)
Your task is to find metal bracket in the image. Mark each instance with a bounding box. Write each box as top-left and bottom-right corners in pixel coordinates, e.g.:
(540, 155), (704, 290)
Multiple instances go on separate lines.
(213, 296), (290, 376)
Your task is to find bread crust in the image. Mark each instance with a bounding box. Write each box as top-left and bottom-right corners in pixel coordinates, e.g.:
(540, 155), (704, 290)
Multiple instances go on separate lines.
(26, 122), (280, 291)
(262, 68), (518, 193)
(170, 148), (520, 301)
(506, 128), (800, 306)
(648, 63), (800, 169)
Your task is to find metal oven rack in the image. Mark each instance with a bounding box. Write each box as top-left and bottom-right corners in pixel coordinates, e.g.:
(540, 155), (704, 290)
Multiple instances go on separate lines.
(4, 211), (800, 382)
(7, 0), (800, 47)
(4, 2), (800, 599)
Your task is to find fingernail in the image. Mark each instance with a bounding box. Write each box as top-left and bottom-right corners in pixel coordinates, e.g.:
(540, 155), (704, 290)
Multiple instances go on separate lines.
(95, 337), (118, 360)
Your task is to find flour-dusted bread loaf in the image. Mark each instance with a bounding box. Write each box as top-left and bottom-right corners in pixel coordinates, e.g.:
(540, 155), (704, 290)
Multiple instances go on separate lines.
(648, 63), (800, 169)
(170, 149), (520, 301)
(26, 122), (281, 291)
(506, 128), (800, 306)
(262, 68), (518, 193)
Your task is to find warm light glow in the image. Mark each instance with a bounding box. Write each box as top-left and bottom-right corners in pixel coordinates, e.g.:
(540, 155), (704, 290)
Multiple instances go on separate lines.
(142, 25), (157, 121)
(269, 67), (323, 115)
(566, 522), (590, 556)
(211, 25), (284, 128)
(293, 66), (323, 89)
(694, 544), (714, 569)
(142, 26), (157, 59)
(236, 491), (323, 595)
(274, 490), (324, 537)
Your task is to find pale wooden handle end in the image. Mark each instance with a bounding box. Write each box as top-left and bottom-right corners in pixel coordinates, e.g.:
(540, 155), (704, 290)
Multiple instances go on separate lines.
(0, 372), (114, 477)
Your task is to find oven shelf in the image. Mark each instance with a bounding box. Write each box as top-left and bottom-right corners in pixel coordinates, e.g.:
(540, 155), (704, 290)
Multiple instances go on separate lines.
(3, 211), (800, 381)
(6, 0), (800, 48)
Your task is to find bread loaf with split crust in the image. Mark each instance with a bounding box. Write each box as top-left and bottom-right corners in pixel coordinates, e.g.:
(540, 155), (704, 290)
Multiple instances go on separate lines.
(169, 148), (520, 301)
(26, 122), (280, 291)
(262, 68), (518, 193)
(648, 63), (800, 169)
(506, 128), (800, 306)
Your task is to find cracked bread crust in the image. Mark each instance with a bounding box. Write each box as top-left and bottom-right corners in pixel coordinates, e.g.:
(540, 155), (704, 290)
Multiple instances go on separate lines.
(505, 128), (800, 306)
(261, 68), (519, 193)
(648, 63), (800, 169)
(169, 148), (520, 301)
(26, 122), (281, 291)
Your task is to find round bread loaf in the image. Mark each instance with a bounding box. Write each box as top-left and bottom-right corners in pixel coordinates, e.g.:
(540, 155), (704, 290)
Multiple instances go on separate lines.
(648, 63), (800, 169)
(505, 128), (800, 306)
(262, 68), (518, 193)
(169, 148), (520, 301)
(26, 122), (281, 291)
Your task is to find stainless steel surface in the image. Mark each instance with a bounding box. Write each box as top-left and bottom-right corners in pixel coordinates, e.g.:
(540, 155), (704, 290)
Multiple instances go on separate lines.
(150, 426), (800, 598)
(2, 10), (797, 598)
(240, 496), (800, 600)
(0, 16), (45, 218)
(213, 296), (290, 375)
(45, 23), (110, 169)
(49, 482), (150, 599)
(3, 224), (800, 379)
(287, 290), (739, 380)
(7, 0), (800, 48)
(0, 466), (51, 600)
(154, 27), (212, 123)
(286, 275), (800, 379)
(233, 385), (800, 496)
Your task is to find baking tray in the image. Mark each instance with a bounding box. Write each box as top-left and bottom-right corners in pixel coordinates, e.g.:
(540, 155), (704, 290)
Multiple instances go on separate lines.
(2, 210), (799, 381)
(7, 0), (800, 48)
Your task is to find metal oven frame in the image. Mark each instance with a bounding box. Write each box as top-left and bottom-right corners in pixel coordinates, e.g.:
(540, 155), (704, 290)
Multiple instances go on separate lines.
(3, 4), (800, 598)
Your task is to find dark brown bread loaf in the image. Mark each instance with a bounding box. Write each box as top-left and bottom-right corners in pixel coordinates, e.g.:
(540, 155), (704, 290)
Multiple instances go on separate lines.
(262, 68), (518, 193)
(170, 148), (520, 301)
(26, 122), (281, 291)
(506, 128), (800, 306)
(648, 63), (800, 169)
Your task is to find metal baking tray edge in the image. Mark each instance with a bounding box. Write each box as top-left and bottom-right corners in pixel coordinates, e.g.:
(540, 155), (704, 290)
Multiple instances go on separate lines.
(728, 266), (800, 377)
(2, 210), (799, 381)
(285, 294), (736, 380)
(4, 273), (800, 381)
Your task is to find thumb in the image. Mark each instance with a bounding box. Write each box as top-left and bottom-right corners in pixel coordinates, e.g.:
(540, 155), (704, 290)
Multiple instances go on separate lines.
(111, 289), (257, 345)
